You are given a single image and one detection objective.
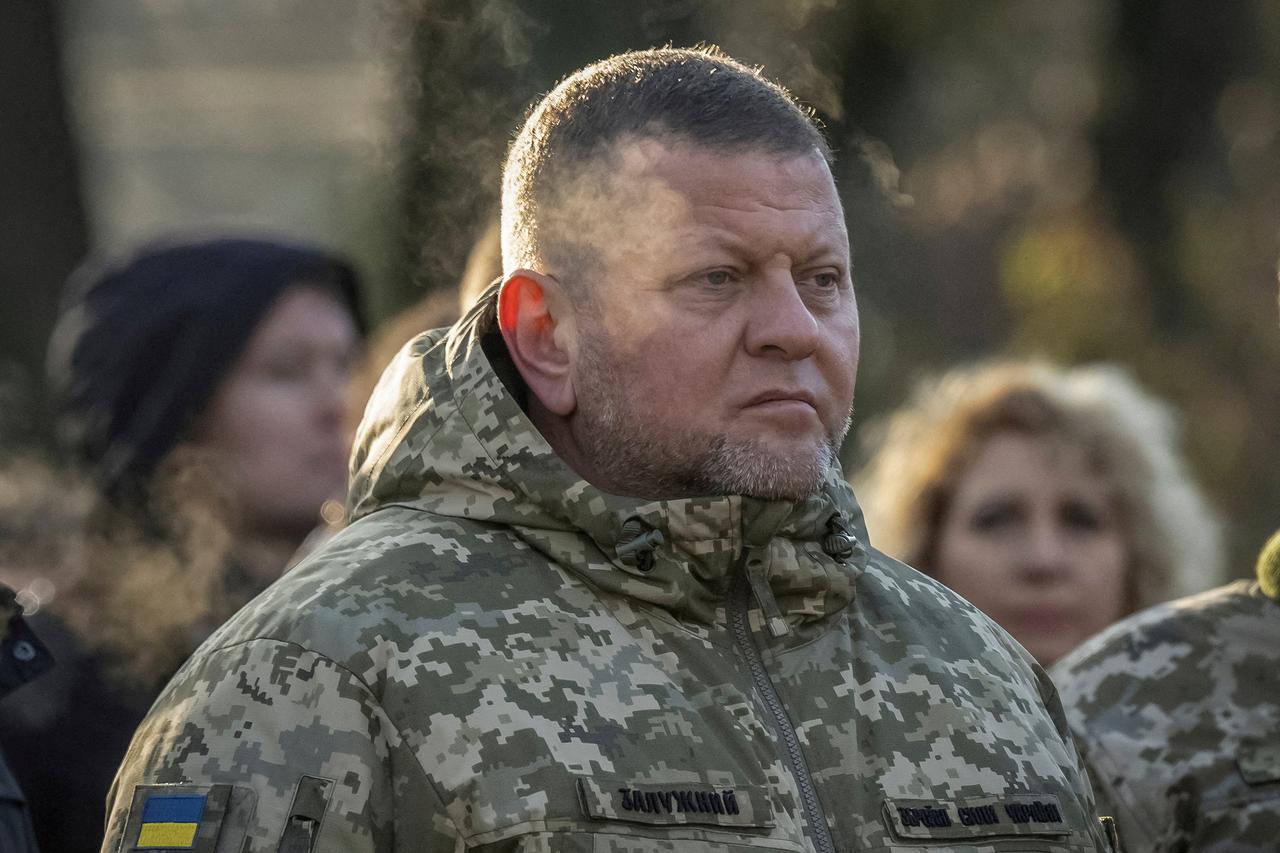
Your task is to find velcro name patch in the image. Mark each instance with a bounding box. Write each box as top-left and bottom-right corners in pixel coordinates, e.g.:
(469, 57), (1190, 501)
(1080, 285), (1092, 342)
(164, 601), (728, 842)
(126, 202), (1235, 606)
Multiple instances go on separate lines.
(883, 794), (1071, 841)
(577, 777), (774, 828)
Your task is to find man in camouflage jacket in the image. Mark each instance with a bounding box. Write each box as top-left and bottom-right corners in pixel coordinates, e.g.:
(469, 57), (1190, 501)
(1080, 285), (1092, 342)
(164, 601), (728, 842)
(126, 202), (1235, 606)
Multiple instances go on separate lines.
(104, 48), (1112, 853)
(1052, 530), (1280, 851)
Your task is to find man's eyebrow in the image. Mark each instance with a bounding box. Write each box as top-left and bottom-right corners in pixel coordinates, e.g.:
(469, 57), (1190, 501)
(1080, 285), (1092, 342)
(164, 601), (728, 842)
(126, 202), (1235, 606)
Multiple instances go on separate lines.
(794, 245), (849, 265)
(694, 231), (848, 264)
(693, 230), (752, 255)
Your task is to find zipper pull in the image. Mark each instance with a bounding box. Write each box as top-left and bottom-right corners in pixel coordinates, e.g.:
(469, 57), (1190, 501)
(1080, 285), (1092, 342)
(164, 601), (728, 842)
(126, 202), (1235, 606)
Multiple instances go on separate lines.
(744, 548), (789, 637)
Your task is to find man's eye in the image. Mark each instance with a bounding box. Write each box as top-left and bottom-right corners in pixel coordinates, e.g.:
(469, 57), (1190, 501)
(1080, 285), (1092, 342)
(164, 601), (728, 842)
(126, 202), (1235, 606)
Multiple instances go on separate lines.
(704, 270), (733, 286)
(812, 272), (841, 289)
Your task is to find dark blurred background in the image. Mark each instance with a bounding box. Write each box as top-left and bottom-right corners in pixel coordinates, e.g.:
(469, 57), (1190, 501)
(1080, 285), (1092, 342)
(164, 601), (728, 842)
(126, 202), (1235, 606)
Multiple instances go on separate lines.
(2, 0), (1277, 574)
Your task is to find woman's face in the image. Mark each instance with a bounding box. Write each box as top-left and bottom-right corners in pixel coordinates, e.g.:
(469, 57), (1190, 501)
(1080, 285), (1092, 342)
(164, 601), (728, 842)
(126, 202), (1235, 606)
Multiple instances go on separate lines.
(933, 430), (1129, 666)
(197, 284), (358, 542)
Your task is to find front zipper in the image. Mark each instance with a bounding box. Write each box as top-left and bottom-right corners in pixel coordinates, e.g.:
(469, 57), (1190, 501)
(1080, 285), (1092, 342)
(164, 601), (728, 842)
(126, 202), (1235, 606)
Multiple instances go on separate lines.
(729, 552), (837, 853)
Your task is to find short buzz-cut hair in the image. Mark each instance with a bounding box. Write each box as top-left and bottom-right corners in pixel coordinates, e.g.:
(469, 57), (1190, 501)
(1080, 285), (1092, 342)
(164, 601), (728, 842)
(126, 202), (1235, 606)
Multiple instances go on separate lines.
(501, 46), (831, 284)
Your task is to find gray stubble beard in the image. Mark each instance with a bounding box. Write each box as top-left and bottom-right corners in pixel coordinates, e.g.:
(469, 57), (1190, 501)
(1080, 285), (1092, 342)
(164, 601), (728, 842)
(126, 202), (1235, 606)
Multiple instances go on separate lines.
(573, 329), (851, 501)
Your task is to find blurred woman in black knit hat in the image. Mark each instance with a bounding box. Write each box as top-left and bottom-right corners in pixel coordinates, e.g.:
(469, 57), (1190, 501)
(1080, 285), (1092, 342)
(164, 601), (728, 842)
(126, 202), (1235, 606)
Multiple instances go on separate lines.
(0, 234), (363, 853)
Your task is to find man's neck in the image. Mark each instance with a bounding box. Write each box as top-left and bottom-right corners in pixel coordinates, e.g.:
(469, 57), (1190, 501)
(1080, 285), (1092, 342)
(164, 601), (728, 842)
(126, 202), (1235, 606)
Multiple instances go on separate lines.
(528, 397), (651, 499)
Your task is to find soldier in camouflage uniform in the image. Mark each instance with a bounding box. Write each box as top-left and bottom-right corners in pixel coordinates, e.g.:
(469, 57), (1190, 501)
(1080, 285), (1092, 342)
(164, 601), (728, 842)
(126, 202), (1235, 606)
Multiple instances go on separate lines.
(103, 48), (1113, 853)
(1052, 529), (1280, 851)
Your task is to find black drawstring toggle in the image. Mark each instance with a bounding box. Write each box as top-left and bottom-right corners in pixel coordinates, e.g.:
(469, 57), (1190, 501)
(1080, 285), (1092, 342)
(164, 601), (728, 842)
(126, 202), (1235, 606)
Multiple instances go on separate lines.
(616, 518), (664, 572)
(822, 515), (855, 563)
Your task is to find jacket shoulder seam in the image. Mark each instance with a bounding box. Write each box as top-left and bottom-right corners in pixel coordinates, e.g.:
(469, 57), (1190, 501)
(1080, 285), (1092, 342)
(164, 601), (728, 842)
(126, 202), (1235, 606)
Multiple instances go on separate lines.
(198, 635), (466, 841)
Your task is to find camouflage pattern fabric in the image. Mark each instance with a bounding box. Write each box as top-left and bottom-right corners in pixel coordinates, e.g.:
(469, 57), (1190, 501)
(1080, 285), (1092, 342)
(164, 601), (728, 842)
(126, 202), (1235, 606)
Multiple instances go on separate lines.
(103, 296), (1110, 852)
(1052, 535), (1280, 852)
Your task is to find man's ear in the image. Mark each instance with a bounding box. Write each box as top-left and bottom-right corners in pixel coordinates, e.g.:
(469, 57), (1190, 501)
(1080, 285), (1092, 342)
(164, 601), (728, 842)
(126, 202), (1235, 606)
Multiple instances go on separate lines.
(497, 270), (576, 416)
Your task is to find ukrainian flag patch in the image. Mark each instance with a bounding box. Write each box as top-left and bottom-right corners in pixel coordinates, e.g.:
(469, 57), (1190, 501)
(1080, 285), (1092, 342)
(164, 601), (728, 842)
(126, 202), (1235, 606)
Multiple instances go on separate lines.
(135, 792), (206, 849)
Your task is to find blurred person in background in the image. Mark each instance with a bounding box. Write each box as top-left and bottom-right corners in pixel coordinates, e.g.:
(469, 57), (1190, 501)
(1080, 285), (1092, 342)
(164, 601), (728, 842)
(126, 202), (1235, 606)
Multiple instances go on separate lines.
(0, 459), (92, 853)
(0, 235), (363, 853)
(1051, 278), (1280, 851)
(855, 360), (1222, 667)
(0, 582), (53, 853)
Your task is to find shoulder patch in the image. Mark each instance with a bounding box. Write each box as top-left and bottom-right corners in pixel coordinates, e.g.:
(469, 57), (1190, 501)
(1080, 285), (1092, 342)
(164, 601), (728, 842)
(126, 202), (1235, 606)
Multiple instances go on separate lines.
(137, 793), (206, 847)
(123, 784), (256, 852)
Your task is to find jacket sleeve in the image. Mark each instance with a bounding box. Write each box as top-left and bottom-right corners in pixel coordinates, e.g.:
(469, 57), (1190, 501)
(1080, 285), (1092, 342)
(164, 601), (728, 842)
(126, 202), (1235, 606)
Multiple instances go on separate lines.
(1031, 662), (1119, 852)
(101, 638), (459, 853)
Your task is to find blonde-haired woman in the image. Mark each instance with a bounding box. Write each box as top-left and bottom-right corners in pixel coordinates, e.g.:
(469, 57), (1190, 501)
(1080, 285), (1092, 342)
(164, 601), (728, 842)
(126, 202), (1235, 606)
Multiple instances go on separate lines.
(855, 361), (1222, 666)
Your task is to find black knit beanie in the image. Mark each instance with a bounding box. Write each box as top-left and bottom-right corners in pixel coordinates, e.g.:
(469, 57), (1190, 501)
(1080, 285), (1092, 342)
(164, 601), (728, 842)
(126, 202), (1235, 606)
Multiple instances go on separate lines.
(46, 235), (364, 510)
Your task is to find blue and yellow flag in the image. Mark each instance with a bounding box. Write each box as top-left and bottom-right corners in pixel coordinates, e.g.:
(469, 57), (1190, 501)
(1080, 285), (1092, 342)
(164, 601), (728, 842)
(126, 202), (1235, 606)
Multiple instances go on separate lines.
(135, 792), (207, 849)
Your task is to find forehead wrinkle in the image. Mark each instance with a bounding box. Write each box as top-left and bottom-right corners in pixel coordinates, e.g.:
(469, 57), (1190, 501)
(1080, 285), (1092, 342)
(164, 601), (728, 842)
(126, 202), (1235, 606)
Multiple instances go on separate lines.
(689, 207), (848, 260)
(682, 171), (841, 211)
(685, 183), (846, 225)
(689, 193), (837, 214)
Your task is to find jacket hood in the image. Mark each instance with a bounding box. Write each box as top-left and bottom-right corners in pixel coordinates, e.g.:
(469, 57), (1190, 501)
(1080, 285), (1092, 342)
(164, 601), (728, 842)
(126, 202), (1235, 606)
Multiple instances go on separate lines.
(349, 288), (869, 631)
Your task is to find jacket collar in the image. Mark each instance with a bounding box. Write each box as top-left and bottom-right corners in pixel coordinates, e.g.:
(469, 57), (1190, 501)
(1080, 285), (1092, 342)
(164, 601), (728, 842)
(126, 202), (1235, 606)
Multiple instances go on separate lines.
(350, 292), (868, 630)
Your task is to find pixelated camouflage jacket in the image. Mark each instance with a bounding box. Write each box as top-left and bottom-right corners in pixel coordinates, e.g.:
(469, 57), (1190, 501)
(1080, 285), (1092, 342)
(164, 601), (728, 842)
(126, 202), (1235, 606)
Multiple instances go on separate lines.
(1052, 531), (1280, 853)
(103, 298), (1110, 853)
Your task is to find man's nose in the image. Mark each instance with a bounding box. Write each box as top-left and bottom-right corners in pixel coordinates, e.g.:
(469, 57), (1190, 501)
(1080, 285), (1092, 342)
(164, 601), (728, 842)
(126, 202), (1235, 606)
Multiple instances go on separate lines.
(744, 270), (821, 360)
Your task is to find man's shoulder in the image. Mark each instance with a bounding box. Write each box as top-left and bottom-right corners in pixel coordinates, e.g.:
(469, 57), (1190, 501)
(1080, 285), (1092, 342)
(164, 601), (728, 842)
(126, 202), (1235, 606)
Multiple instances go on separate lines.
(1053, 580), (1274, 700)
(1050, 579), (1280, 849)
(203, 507), (554, 672)
(1050, 579), (1278, 773)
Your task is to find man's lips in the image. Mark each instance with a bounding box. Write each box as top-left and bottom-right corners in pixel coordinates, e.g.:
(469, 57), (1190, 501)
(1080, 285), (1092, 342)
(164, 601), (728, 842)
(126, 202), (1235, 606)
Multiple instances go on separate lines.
(743, 389), (819, 410)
